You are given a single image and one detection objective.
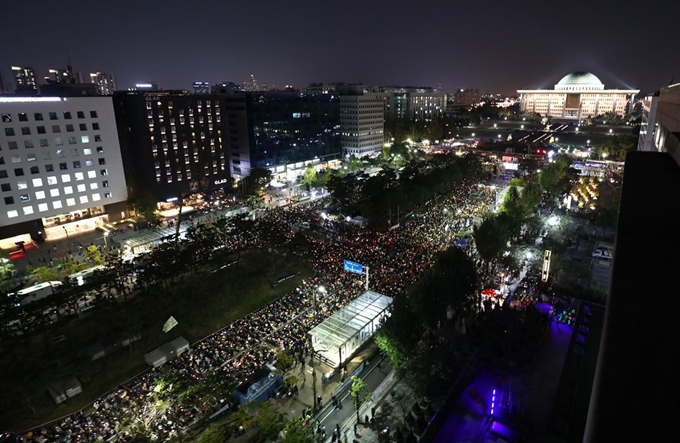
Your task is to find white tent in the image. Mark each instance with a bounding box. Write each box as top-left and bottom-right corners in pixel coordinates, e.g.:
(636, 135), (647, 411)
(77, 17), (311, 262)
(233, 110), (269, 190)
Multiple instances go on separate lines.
(144, 336), (190, 367)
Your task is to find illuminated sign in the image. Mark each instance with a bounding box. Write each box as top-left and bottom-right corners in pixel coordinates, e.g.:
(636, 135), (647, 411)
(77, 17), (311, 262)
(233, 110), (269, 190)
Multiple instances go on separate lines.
(214, 179), (228, 185)
(541, 249), (552, 282)
(136, 83), (153, 88)
(0, 97), (64, 103)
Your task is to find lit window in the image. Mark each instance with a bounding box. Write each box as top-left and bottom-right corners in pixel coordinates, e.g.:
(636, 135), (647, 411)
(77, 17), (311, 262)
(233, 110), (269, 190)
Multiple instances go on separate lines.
(52, 200), (62, 209)
(23, 206), (34, 215)
(19, 194), (30, 202)
(27, 154), (36, 162)
(7, 210), (18, 218)
(35, 191), (45, 200)
(75, 172), (84, 181)
(61, 174), (71, 183)
(85, 160), (94, 167)
(56, 149), (65, 158)
(11, 155), (21, 163)
(64, 186), (73, 195)
(81, 135), (89, 143)
(79, 195), (88, 204)
(66, 198), (76, 206)
(17, 181), (27, 190)
(83, 148), (92, 155)
(90, 182), (98, 190)
(77, 184), (86, 192)
(32, 178), (43, 187)
(50, 189), (59, 197)
(87, 170), (96, 179)
(38, 203), (48, 212)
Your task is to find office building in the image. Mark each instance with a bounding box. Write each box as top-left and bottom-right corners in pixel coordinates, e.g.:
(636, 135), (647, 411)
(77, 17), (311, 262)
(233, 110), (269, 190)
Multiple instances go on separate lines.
(453, 88), (480, 106)
(242, 74), (259, 92)
(222, 91), (341, 180)
(113, 91), (230, 203)
(193, 82), (211, 94)
(11, 66), (38, 93)
(90, 72), (117, 95)
(517, 71), (639, 121)
(0, 96), (128, 248)
(340, 92), (385, 157)
(370, 86), (446, 121)
(211, 82), (241, 94)
(45, 68), (72, 84)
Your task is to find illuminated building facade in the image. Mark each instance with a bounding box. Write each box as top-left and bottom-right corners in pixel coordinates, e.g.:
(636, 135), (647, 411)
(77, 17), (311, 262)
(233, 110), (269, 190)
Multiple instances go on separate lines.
(90, 72), (117, 95)
(11, 66), (38, 94)
(222, 91), (341, 178)
(518, 72), (639, 121)
(0, 96), (128, 246)
(113, 92), (230, 203)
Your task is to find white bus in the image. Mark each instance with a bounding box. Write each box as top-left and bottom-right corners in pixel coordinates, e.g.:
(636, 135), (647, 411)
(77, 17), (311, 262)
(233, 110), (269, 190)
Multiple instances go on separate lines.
(11, 281), (63, 306)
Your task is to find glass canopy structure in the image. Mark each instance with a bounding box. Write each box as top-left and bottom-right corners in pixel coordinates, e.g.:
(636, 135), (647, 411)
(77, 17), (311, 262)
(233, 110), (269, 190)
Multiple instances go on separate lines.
(309, 290), (393, 368)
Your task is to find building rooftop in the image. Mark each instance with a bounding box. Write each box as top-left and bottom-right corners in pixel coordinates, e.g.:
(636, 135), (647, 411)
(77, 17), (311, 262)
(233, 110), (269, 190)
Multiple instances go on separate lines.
(557, 72), (603, 86)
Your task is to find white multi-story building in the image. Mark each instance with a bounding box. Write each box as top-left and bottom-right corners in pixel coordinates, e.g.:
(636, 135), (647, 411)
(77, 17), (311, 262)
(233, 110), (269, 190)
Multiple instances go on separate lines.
(518, 71), (639, 122)
(0, 96), (128, 248)
(340, 93), (384, 157)
(637, 83), (680, 163)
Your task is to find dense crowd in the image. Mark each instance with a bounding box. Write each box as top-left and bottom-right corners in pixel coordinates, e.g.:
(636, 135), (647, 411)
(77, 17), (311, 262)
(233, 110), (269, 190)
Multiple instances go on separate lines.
(10, 182), (496, 443)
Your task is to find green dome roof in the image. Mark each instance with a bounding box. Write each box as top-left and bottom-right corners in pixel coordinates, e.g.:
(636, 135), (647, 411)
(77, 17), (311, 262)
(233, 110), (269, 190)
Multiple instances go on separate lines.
(557, 71), (603, 86)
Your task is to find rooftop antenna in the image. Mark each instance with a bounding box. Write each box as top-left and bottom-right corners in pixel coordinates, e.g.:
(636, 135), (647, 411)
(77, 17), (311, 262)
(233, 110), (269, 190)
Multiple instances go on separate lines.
(670, 74), (675, 86)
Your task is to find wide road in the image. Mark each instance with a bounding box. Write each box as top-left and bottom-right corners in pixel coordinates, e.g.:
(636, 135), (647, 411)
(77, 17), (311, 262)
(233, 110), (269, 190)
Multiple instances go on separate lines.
(315, 356), (393, 439)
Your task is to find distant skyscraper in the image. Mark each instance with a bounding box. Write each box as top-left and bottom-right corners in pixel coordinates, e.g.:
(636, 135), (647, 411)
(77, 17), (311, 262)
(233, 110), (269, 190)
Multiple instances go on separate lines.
(90, 72), (117, 95)
(243, 74), (259, 92)
(193, 81), (210, 94)
(11, 65), (38, 93)
(0, 71), (6, 93)
(45, 68), (71, 84)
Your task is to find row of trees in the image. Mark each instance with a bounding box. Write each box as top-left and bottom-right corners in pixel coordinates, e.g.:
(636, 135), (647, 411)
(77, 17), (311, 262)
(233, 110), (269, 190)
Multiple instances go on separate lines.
(326, 154), (485, 226)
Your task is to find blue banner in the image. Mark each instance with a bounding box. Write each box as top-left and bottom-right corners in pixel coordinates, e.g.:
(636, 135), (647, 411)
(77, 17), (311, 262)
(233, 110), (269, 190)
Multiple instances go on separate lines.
(343, 260), (364, 275)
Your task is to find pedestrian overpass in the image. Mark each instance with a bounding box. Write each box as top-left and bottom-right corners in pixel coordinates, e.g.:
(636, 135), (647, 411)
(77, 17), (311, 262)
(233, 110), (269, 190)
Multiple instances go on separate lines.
(308, 290), (392, 368)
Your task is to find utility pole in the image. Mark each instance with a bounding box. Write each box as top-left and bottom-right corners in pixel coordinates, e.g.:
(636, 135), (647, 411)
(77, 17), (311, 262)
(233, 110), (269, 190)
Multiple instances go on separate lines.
(365, 266), (369, 290)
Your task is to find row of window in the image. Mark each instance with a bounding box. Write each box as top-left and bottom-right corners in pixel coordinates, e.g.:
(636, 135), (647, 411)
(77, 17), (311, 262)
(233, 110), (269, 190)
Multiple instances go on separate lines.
(1, 111), (98, 123)
(6, 193), (112, 218)
(1, 172), (107, 190)
(3, 152), (105, 163)
(2, 123), (101, 136)
(0, 166), (108, 179)
(4, 182), (108, 202)
(3, 128), (103, 141)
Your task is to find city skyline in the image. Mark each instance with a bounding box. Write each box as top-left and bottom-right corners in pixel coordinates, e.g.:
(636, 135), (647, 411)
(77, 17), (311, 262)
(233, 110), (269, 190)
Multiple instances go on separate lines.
(1, 0), (679, 95)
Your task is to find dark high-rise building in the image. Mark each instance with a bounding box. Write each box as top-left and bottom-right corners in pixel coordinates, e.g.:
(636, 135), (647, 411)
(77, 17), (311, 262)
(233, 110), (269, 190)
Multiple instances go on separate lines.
(113, 92), (230, 203)
(453, 88), (480, 105)
(193, 82), (211, 94)
(0, 71), (7, 94)
(11, 65), (38, 93)
(211, 82), (241, 94)
(222, 91), (341, 179)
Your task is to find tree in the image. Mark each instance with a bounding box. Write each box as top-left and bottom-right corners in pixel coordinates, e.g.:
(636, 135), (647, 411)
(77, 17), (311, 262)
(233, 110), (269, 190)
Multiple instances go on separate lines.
(0, 253), (17, 294)
(280, 419), (316, 443)
(242, 167), (273, 196)
(473, 215), (510, 263)
(351, 375), (371, 424)
(254, 402), (287, 442)
(347, 155), (362, 172)
(84, 245), (104, 265)
(29, 265), (61, 283)
(197, 424), (229, 443)
(128, 193), (159, 223)
(300, 165), (317, 190)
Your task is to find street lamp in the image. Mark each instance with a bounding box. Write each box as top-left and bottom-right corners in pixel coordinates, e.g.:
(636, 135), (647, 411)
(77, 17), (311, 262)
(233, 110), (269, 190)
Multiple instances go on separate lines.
(103, 232), (109, 249)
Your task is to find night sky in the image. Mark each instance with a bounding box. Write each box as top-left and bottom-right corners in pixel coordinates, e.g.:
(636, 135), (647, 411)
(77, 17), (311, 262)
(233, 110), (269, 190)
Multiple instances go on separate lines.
(2, 0), (679, 95)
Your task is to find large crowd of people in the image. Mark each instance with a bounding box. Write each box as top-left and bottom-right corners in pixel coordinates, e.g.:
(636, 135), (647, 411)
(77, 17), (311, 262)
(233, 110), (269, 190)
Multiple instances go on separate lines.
(9, 182), (496, 443)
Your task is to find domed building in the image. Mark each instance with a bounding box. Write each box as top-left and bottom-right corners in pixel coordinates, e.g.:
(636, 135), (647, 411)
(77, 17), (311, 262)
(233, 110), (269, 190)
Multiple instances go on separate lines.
(517, 71), (639, 121)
